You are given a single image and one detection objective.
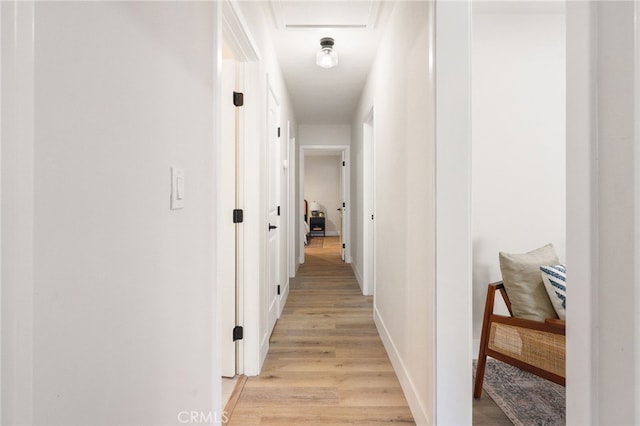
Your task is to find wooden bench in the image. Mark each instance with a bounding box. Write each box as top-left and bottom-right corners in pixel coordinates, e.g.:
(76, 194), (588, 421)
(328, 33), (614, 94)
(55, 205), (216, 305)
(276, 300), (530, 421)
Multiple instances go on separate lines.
(474, 282), (566, 398)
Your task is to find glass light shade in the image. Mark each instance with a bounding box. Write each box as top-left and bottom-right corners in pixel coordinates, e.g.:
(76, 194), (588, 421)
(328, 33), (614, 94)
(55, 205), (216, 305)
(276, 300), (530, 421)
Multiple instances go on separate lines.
(316, 48), (338, 68)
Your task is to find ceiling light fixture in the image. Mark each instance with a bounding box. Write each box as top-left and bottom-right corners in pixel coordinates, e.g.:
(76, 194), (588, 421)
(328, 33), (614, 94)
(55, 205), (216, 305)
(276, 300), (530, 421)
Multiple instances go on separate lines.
(316, 37), (338, 69)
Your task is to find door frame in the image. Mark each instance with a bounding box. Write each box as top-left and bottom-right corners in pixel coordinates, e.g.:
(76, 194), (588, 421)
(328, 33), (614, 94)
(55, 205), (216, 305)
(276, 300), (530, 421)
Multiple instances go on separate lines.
(278, 121), (291, 311)
(1, 2), (35, 422)
(340, 150), (347, 261)
(219, 58), (237, 378)
(1, 3), (4, 420)
(298, 145), (351, 265)
(362, 107), (375, 297)
(287, 133), (297, 278)
(565, 3), (640, 423)
(218, 0), (260, 377)
(434, 1), (472, 423)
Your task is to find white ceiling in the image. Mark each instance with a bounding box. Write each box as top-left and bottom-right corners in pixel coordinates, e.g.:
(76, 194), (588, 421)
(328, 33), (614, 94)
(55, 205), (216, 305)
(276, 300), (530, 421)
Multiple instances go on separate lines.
(266, 1), (392, 124)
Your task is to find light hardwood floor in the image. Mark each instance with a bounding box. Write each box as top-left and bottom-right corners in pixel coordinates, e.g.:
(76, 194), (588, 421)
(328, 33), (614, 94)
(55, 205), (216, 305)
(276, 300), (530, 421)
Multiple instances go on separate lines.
(228, 237), (415, 425)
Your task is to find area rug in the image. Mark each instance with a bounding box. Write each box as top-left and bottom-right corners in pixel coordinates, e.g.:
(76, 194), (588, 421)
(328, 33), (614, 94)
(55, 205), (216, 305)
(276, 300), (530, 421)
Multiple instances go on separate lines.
(474, 359), (565, 426)
(306, 236), (324, 248)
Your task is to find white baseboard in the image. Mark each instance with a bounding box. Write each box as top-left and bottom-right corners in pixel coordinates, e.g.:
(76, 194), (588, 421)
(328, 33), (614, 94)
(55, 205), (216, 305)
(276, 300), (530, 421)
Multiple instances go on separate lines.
(374, 306), (431, 425)
(278, 281), (290, 318)
(351, 262), (363, 292)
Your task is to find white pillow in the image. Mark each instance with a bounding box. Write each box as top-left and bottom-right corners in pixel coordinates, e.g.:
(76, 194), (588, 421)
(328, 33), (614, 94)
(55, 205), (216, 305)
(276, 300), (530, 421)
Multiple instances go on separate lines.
(499, 244), (559, 321)
(540, 264), (566, 320)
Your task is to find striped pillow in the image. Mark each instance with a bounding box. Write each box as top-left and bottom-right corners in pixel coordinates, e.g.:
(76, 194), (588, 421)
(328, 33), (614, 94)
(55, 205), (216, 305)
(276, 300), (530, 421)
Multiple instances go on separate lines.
(540, 264), (566, 320)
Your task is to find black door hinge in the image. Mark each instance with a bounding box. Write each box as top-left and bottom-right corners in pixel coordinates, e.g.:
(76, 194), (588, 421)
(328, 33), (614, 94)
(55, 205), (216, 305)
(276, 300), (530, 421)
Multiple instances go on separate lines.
(277, 127), (281, 137)
(233, 209), (244, 223)
(342, 161), (345, 166)
(342, 243), (345, 249)
(277, 285), (281, 295)
(233, 91), (244, 107)
(277, 206), (281, 216)
(233, 326), (243, 341)
(342, 202), (346, 208)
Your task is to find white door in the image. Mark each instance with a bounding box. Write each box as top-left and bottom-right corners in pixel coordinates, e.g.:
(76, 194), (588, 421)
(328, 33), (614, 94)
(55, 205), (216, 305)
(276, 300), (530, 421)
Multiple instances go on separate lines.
(266, 86), (280, 338)
(220, 59), (237, 377)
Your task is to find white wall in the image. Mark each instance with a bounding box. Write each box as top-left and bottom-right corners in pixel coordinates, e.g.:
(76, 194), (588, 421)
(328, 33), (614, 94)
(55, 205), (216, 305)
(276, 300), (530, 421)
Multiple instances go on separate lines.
(299, 124), (351, 147)
(351, 2), (434, 424)
(471, 6), (566, 349)
(304, 155), (342, 234)
(2, 2), (219, 424)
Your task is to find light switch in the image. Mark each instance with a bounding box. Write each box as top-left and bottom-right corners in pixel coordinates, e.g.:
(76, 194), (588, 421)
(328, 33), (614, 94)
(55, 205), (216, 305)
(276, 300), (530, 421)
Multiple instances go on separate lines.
(171, 167), (184, 210)
(176, 176), (184, 200)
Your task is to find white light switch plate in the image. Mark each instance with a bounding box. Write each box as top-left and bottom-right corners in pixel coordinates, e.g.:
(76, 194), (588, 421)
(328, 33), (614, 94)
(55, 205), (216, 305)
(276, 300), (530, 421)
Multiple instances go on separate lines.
(171, 167), (184, 210)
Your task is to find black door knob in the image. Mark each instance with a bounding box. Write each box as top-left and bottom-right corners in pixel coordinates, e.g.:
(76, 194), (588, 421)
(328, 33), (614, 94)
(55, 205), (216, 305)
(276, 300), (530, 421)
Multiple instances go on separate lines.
(268, 224), (277, 231)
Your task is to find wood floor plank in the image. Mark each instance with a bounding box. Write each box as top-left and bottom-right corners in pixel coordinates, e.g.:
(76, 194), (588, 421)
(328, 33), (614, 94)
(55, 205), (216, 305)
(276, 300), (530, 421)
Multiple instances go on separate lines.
(258, 411), (415, 426)
(223, 375), (247, 425)
(228, 237), (415, 425)
(338, 387), (410, 407)
(237, 387), (340, 406)
(266, 346), (337, 358)
(231, 406), (415, 426)
(261, 359), (396, 373)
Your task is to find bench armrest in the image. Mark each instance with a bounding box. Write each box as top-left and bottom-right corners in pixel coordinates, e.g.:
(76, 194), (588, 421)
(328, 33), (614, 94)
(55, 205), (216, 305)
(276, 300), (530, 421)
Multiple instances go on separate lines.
(544, 318), (566, 332)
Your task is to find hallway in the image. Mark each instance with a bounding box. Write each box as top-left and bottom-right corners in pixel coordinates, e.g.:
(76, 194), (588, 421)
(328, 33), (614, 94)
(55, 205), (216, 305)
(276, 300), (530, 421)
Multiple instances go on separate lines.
(228, 238), (415, 424)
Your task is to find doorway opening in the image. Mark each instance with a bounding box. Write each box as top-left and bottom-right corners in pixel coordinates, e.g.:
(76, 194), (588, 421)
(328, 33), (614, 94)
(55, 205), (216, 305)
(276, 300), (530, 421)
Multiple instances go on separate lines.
(299, 145), (351, 266)
(470, 2), (567, 424)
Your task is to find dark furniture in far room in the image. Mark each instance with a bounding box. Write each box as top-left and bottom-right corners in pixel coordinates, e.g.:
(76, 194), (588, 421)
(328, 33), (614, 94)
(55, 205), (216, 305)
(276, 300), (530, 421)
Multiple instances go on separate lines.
(309, 216), (325, 237)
